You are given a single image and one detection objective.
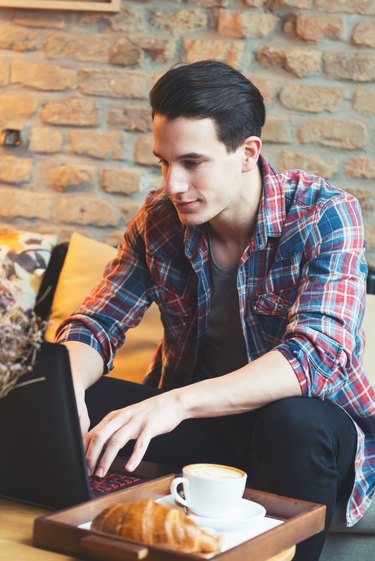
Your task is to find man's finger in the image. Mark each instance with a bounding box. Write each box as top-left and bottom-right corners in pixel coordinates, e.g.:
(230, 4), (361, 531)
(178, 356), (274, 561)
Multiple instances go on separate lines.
(126, 434), (151, 472)
(94, 428), (133, 477)
(85, 411), (128, 473)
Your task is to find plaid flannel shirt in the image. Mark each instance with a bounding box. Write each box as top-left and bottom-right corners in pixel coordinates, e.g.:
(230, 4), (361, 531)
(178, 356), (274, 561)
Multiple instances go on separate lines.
(56, 155), (375, 526)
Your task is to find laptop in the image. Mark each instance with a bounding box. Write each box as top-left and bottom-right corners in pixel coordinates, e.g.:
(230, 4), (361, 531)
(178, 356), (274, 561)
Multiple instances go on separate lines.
(0, 342), (176, 509)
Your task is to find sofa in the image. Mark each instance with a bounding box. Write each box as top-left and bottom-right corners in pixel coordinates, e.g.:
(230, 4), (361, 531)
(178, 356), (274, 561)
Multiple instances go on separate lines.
(2, 230), (375, 560)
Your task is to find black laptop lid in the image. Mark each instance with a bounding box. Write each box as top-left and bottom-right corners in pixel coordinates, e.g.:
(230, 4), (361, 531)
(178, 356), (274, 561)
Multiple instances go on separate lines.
(0, 342), (91, 509)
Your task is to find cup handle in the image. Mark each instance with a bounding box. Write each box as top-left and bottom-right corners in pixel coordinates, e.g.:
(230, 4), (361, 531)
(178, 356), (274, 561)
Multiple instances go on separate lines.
(170, 476), (191, 509)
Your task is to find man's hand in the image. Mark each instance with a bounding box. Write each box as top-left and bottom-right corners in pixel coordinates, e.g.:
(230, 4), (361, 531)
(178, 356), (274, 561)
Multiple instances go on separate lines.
(84, 390), (185, 477)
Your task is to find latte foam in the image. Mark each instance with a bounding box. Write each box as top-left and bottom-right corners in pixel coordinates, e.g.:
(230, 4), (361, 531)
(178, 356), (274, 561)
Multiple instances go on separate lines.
(184, 463), (245, 480)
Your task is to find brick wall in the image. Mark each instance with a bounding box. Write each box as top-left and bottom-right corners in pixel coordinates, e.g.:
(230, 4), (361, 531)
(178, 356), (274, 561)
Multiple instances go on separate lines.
(0, 0), (374, 265)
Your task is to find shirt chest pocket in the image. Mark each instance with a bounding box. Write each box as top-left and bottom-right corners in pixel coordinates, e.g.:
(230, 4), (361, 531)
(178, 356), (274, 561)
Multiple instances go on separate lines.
(249, 291), (295, 350)
(252, 292), (293, 316)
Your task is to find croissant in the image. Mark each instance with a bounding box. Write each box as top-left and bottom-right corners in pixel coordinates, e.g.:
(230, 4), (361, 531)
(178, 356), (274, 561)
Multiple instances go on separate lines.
(91, 498), (222, 554)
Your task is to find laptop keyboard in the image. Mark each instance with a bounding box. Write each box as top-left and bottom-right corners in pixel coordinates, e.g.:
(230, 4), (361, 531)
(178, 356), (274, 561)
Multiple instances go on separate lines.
(89, 472), (142, 495)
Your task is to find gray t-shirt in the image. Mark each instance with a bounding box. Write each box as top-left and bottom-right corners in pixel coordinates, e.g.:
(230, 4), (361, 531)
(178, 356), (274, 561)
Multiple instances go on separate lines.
(195, 251), (249, 380)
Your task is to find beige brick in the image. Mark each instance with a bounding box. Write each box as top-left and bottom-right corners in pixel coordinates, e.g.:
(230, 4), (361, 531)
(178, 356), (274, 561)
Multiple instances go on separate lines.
(101, 168), (141, 195)
(279, 150), (338, 178)
(346, 157), (375, 179)
(0, 62), (9, 86)
(262, 117), (293, 144)
(0, 95), (37, 128)
(0, 95), (37, 120)
(10, 60), (77, 91)
(134, 135), (157, 166)
(291, 16), (343, 44)
(77, 5), (144, 32)
(351, 22), (375, 48)
(109, 38), (143, 66)
(107, 5), (144, 33)
(0, 156), (32, 184)
(79, 68), (147, 99)
(46, 34), (109, 63)
(315, 0), (375, 15)
(353, 88), (375, 116)
(54, 196), (120, 227)
(324, 52), (375, 82)
(51, 164), (96, 191)
(244, 0), (270, 6)
(279, 84), (343, 112)
(151, 9), (208, 35)
(257, 47), (321, 78)
(29, 127), (63, 153)
(190, 0), (230, 6)
(217, 11), (279, 38)
(11, 11), (65, 29)
(107, 105), (152, 131)
(75, 13), (110, 27)
(70, 131), (125, 160)
(268, 0), (313, 7)
(0, 189), (53, 220)
(250, 76), (278, 103)
(0, 24), (41, 51)
(40, 99), (99, 127)
(131, 36), (176, 63)
(297, 119), (366, 149)
(184, 38), (245, 68)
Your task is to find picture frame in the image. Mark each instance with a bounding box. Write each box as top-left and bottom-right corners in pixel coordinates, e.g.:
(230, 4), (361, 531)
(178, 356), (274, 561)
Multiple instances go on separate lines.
(0, 0), (120, 12)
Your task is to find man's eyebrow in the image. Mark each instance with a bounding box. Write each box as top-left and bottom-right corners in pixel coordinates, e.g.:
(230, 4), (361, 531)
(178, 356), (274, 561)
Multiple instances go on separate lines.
(153, 151), (206, 160)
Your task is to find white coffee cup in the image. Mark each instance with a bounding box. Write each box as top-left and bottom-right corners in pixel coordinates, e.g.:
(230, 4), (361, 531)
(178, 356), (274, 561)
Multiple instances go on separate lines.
(170, 463), (247, 518)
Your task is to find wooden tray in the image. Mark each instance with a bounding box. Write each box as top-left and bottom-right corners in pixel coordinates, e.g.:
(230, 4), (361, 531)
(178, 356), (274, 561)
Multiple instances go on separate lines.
(33, 475), (326, 561)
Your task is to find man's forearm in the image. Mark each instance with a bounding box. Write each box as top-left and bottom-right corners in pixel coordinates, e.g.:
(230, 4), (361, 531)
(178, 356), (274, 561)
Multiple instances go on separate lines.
(63, 341), (104, 390)
(175, 349), (302, 420)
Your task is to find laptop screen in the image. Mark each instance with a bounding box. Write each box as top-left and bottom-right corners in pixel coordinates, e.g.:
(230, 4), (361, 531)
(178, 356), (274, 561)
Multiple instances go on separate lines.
(0, 343), (92, 508)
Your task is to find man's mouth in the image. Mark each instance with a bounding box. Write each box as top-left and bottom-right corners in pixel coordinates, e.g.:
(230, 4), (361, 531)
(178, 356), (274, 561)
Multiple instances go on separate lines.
(173, 200), (199, 211)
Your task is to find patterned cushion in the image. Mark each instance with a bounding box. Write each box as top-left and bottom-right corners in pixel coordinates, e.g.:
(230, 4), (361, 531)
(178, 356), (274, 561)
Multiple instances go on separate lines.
(0, 230), (58, 311)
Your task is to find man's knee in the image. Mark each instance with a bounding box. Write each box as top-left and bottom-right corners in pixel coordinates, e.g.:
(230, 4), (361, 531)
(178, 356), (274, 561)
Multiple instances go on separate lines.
(251, 397), (335, 461)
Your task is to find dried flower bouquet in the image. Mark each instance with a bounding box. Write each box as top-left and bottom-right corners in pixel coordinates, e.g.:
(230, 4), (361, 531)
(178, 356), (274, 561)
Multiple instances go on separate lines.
(0, 284), (44, 399)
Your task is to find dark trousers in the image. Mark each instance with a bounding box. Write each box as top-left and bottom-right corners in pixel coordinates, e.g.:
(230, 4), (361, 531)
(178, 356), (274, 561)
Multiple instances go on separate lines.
(86, 378), (357, 561)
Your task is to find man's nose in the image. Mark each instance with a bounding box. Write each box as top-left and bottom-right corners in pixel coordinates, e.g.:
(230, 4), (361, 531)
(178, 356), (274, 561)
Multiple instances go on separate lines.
(164, 166), (189, 196)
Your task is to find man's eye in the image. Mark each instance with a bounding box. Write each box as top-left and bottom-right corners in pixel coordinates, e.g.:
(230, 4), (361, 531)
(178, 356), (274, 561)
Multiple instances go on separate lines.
(157, 159), (168, 167)
(184, 160), (200, 168)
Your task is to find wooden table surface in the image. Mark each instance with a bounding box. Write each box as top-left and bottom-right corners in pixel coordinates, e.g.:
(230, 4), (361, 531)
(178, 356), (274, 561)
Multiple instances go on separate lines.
(0, 498), (295, 561)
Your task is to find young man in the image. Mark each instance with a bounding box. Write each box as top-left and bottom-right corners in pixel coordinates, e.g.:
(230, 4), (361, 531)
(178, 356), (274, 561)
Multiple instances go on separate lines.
(56, 61), (375, 561)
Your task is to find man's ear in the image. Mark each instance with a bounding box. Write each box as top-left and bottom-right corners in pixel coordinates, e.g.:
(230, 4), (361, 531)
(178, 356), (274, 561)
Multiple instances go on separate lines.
(242, 136), (262, 172)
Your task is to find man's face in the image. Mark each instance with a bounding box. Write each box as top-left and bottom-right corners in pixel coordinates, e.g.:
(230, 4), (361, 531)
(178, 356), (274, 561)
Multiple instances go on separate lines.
(152, 115), (250, 227)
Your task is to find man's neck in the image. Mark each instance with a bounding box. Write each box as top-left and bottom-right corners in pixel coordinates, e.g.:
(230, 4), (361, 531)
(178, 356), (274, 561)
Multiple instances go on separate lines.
(208, 165), (263, 269)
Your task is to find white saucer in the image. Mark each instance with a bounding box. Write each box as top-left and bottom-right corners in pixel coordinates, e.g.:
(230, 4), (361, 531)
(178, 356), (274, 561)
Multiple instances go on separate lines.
(157, 495), (266, 530)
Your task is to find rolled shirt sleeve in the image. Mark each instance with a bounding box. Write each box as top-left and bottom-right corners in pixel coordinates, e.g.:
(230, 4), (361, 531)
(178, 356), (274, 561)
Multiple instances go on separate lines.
(276, 193), (367, 398)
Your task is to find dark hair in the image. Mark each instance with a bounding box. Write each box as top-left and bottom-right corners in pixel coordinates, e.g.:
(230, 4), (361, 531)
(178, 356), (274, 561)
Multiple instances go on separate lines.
(149, 60), (265, 153)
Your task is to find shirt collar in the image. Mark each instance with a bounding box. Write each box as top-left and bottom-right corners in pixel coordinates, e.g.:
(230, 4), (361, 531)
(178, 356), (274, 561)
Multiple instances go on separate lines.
(255, 154), (286, 248)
